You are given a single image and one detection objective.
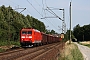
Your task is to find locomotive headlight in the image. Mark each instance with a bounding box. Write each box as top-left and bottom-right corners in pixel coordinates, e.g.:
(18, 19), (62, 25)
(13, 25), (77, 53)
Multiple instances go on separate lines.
(21, 36), (25, 38)
(29, 36), (32, 38)
(22, 39), (23, 40)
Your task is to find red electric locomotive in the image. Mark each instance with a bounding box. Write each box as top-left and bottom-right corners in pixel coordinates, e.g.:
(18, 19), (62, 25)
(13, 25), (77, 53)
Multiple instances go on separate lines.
(20, 28), (42, 46)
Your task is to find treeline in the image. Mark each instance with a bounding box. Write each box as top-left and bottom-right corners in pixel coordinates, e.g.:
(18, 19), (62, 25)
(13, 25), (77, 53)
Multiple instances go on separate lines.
(73, 24), (90, 41)
(0, 5), (46, 42)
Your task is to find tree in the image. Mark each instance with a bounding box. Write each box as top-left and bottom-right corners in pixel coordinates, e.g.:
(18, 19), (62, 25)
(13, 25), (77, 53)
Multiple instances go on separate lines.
(73, 24), (90, 41)
(50, 30), (55, 34)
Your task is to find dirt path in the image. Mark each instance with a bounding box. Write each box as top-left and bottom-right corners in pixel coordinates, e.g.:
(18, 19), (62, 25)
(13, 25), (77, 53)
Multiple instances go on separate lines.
(75, 42), (90, 60)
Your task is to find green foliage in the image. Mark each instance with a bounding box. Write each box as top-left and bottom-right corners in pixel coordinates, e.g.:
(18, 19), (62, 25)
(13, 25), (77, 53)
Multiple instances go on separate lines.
(45, 29), (58, 34)
(10, 41), (20, 46)
(73, 24), (90, 41)
(65, 30), (74, 40)
(0, 40), (8, 46)
(84, 44), (90, 47)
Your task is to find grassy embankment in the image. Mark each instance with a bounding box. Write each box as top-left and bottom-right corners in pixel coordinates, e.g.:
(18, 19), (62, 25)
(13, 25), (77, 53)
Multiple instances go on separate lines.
(83, 44), (90, 47)
(0, 41), (20, 52)
(58, 42), (84, 60)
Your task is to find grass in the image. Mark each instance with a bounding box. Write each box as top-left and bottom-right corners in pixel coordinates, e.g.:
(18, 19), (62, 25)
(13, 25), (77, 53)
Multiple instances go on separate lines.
(70, 44), (84, 60)
(80, 43), (90, 48)
(84, 44), (90, 47)
(0, 40), (20, 52)
(0, 40), (20, 46)
(58, 43), (84, 60)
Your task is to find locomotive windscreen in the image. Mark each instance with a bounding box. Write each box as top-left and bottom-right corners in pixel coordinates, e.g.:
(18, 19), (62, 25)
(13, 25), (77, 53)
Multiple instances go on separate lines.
(28, 31), (32, 34)
(22, 31), (27, 34)
(22, 31), (32, 34)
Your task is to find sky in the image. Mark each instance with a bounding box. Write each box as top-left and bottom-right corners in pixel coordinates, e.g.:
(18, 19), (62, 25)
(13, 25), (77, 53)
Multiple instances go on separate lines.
(0, 0), (90, 33)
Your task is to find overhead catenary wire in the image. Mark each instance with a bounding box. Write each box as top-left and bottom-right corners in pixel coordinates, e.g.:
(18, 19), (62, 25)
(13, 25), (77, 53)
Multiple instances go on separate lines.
(45, 9), (56, 16)
(41, 0), (60, 31)
(26, 0), (59, 31)
(27, 0), (43, 17)
(34, 0), (41, 7)
(46, 7), (62, 20)
(43, 7), (62, 31)
(33, 0), (45, 17)
(42, 0), (44, 17)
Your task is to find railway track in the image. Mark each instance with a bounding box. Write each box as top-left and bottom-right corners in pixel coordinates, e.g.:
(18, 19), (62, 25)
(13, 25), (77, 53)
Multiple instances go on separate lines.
(0, 48), (24, 55)
(0, 42), (64, 60)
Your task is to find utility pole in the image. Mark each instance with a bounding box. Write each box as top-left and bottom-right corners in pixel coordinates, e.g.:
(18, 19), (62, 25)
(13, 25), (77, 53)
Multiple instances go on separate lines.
(62, 9), (65, 34)
(69, 2), (72, 44)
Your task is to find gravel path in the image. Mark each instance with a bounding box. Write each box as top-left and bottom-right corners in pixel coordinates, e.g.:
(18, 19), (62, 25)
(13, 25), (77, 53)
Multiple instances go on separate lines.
(75, 42), (90, 60)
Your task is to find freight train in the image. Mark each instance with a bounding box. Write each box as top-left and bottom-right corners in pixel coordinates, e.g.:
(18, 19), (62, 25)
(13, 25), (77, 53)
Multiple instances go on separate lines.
(20, 28), (62, 47)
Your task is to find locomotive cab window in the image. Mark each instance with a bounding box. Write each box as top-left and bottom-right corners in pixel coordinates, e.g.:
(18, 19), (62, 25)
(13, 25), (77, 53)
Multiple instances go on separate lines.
(22, 31), (27, 34)
(28, 31), (32, 34)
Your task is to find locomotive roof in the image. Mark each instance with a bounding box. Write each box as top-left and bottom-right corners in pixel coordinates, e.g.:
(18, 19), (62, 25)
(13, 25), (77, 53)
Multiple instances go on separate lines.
(21, 28), (40, 32)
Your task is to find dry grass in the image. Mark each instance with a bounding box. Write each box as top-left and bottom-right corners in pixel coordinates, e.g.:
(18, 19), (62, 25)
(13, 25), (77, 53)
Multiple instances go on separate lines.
(79, 41), (90, 48)
(80, 41), (90, 44)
